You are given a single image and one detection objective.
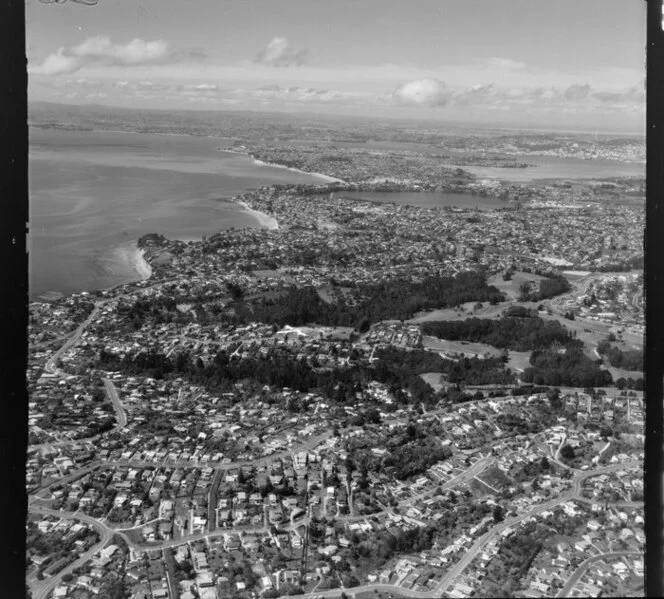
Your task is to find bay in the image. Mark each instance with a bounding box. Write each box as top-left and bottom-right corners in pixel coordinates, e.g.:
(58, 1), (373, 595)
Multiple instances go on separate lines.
(29, 129), (323, 299)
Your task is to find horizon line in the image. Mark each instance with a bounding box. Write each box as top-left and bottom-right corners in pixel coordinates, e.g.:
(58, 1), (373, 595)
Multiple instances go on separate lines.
(27, 99), (646, 138)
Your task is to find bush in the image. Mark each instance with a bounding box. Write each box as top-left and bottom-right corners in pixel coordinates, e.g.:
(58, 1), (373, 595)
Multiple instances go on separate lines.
(421, 315), (579, 352)
(522, 348), (612, 388)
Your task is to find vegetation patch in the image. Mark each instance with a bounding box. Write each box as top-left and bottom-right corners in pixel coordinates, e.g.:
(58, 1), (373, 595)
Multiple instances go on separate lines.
(421, 314), (579, 352)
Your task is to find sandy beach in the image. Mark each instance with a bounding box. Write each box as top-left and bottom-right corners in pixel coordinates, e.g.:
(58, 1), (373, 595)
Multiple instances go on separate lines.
(237, 200), (280, 230)
(252, 158), (345, 184)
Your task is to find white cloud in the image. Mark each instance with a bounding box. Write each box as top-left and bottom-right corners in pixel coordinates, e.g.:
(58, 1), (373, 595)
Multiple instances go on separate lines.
(254, 37), (308, 67)
(238, 85), (383, 107)
(452, 83), (494, 105)
(486, 57), (527, 70)
(71, 37), (170, 65)
(30, 36), (205, 76)
(392, 78), (450, 107)
(31, 48), (82, 76)
(189, 83), (218, 91)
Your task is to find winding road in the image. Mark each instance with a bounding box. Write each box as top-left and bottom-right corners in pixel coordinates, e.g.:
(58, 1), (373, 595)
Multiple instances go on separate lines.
(555, 551), (642, 597)
(29, 505), (114, 599)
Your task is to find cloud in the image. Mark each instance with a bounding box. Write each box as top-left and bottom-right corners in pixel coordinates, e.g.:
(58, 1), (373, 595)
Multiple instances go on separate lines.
(30, 36), (205, 76)
(31, 48), (82, 76)
(254, 37), (308, 67)
(564, 83), (591, 101)
(241, 85), (382, 107)
(392, 78), (450, 107)
(452, 83), (495, 106)
(189, 83), (218, 91)
(486, 57), (527, 70)
(592, 84), (644, 105)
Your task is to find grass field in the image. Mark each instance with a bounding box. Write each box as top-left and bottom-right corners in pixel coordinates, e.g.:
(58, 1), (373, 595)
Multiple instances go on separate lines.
(420, 372), (445, 391)
(605, 364), (643, 382)
(409, 300), (642, 353)
(487, 271), (548, 300)
(507, 350), (532, 374)
(422, 335), (502, 358)
(408, 301), (506, 323)
(537, 311), (642, 354)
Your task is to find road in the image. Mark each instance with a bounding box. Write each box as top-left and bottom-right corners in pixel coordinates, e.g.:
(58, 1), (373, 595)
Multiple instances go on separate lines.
(556, 551), (642, 597)
(295, 583), (436, 599)
(207, 468), (224, 533)
(44, 304), (102, 377)
(28, 505), (114, 599)
(279, 457), (494, 531)
(286, 460), (642, 599)
(103, 378), (127, 428)
(103, 431), (332, 473)
(401, 457), (493, 507)
(40, 276), (179, 379)
(30, 431), (333, 503)
(27, 454), (640, 599)
(31, 463), (100, 497)
(433, 461), (641, 596)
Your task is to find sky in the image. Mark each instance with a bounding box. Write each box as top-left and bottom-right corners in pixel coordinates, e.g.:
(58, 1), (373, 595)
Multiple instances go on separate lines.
(26, 0), (647, 131)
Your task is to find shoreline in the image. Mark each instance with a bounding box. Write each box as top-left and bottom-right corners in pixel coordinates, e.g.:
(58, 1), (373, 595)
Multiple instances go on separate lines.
(251, 158), (345, 184)
(236, 200), (280, 230)
(31, 241), (153, 304)
(133, 244), (153, 281)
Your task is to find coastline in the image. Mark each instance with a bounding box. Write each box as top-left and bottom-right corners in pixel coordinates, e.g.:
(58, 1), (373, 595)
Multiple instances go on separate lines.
(251, 158), (345, 184)
(30, 241), (153, 304)
(237, 200), (280, 230)
(218, 147), (345, 183)
(133, 244), (153, 280)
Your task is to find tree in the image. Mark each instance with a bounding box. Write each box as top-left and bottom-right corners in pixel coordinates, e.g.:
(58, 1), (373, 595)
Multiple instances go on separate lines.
(226, 282), (244, 300)
(492, 505), (505, 523)
(560, 444), (575, 461)
(519, 282), (532, 302)
(599, 426), (613, 438)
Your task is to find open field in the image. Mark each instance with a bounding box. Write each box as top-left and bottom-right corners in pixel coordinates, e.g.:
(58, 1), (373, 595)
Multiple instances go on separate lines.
(422, 335), (503, 358)
(410, 300), (642, 352)
(605, 364), (644, 382)
(537, 311), (643, 352)
(487, 271), (547, 300)
(408, 301), (508, 323)
(420, 372), (445, 391)
(316, 285), (337, 304)
(507, 350), (532, 374)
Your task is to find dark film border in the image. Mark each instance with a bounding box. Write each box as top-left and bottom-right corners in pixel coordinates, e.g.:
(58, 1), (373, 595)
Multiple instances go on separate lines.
(646, 0), (664, 597)
(1, 0), (28, 596)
